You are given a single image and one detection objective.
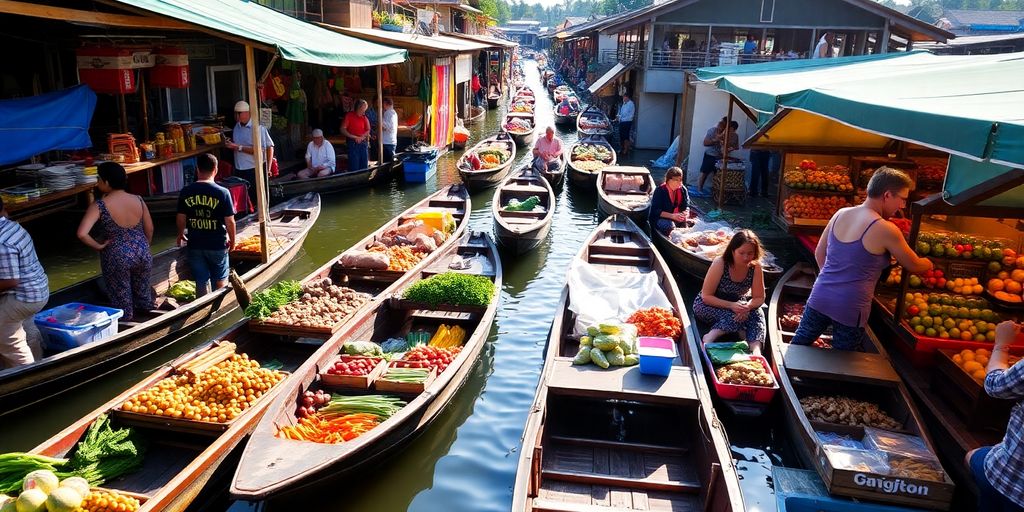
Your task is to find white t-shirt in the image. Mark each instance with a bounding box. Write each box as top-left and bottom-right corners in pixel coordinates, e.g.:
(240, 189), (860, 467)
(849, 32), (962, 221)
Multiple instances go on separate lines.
(305, 140), (336, 173)
(813, 39), (832, 59)
(381, 107), (399, 146)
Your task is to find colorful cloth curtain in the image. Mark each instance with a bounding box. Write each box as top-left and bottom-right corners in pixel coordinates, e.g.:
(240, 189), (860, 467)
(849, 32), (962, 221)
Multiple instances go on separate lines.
(430, 59), (455, 148)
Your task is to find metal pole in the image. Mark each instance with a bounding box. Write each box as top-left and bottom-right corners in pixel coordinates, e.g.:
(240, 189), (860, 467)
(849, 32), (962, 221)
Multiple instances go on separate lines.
(139, 74), (149, 141)
(245, 45), (269, 263)
(674, 71), (691, 168)
(377, 66), (384, 166)
(718, 96), (734, 209)
(704, 25), (712, 67)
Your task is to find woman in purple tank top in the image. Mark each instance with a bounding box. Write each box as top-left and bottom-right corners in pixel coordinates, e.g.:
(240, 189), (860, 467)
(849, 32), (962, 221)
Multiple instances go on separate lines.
(791, 168), (933, 351)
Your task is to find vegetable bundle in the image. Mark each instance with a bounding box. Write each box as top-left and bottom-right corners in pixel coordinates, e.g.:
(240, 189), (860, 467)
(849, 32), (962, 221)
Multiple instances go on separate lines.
(244, 280), (303, 319)
(402, 272), (495, 307)
(278, 395), (406, 444)
(627, 307), (682, 340)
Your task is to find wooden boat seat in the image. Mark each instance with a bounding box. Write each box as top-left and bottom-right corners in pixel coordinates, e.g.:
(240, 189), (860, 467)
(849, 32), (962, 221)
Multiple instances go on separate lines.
(503, 184), (548, 195)
(780, 343), (900, 384)
(587, 253), (651, 267)
(499, 210), (547, 219)
(546, 358), (698, 405)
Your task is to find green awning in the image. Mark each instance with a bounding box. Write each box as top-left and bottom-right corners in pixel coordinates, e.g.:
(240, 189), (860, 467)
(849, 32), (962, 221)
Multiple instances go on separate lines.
(111, 0), (407, 67)
(945, 156), (1024, 207)
(695, 52), (927, 114)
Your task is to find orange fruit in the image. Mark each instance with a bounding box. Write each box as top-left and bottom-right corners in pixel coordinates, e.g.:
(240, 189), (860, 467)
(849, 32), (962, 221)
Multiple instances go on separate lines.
(990, 279), (1006, 292)
(1006, 280), (1023, 295)
(999, 271), (1011, 280)
(952, 354), (963, 365)
(964, 361), (984, 373)
(976, 355), (989, 366)
(961, 350), (976, 362)
(972, 369), (988, 381)
(1012, 269), (1024, 282)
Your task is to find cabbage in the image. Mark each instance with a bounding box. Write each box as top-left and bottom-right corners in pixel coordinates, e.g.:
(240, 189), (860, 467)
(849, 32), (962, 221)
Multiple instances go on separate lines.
(58, 477), (90, 499)
(45, 487), (83, 512)
(22, 470), (58, 494)
(167, 280), (196, 301)
(343, 340), (383, 357)
(15, 489), (46, 512)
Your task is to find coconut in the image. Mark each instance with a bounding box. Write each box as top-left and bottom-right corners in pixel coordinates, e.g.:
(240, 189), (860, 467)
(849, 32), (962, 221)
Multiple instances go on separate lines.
(14, 489), (46, 512)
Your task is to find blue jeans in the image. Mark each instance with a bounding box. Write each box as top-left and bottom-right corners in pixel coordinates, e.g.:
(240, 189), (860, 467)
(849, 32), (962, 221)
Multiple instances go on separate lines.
(188, 248), (230, 296)
(655, 218), (675, 235)
(790, 305), (867, 351)
(347, 139), (369, 172)
(383, 144), (396, 164)
(971, 447), (1024, 512)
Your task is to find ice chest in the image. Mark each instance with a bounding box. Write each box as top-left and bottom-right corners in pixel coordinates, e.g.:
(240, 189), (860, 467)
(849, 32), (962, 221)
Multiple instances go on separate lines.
(403, 157), (438, 183)
(637, 336), (676, 377)
(34, 303), (123, 352)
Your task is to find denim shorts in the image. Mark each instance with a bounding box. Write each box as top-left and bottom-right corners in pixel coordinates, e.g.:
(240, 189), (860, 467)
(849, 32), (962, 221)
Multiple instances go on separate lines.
(790, 305), (867, 351)
(970, 447), (1024, 512)
(188, 248), (230, 292)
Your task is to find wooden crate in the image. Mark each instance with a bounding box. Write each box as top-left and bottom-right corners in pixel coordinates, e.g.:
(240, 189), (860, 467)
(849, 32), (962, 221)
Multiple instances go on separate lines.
(374, 364), (436, 394)
(320, 356), (386, 390)
(112, 371), (287, 436)
(932, 349), (1014, 430)
(248, 318), (337, 338)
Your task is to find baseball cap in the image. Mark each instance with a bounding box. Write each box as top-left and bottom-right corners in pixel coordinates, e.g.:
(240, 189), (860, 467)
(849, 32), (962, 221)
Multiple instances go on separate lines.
(234, 101), (250, 113)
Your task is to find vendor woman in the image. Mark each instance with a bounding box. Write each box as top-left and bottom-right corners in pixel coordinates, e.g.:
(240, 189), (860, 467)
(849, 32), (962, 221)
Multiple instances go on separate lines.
(692, 230), (766, 354)
(76, 162), (155, 321)
(340, 99), (371, 173)
(649, 167), (689, 235)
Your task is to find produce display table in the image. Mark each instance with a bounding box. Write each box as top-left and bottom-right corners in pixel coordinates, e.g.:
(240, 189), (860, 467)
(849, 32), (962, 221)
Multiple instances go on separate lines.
(122, 143), (224, 176)
(5, 183), (96, 222)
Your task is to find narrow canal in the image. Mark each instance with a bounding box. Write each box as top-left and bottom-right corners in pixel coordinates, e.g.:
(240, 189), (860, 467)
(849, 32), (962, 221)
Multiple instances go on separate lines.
(3, 60), (790, 511)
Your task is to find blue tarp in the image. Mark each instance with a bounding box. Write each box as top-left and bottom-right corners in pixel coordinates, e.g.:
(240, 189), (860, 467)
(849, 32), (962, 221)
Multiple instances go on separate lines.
(0, 85), (97, 166)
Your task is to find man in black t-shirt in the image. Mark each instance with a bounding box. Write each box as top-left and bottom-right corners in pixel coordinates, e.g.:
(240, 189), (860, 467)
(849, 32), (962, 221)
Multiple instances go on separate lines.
(176, 153), (235, 296)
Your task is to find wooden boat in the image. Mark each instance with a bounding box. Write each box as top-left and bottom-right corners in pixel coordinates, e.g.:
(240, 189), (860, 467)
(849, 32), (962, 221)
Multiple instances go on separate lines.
(465, 104), (486, 126)
(531, 137), (567, 189)
(487, 91), (501, 109)
(516, 86), (534, 97)
(651, 228), (785, 287)
(512, 215), (745, 511)
(457, 134), (517, 191)
(576, 105), (612, 138)
(248, 184), (471, 340)
(504, 111), (536, 147)
(492, 166), (555, 254)
(596, 166), (654, 224)
(553, 96), (580, 127)
(767, 263), (956, 510)
(269, 160), (393, 198)
(552, 85), (572, 101)
(0, 194), (320, 413)
(567, 136), (616, 189)
(27, 320), (321, 512)
(230, 230), (503, 499)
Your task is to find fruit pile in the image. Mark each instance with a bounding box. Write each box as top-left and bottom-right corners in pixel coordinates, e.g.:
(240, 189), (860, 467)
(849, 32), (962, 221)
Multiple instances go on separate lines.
(903, 292), (1000, 341)
(915, 163), (947, 187)
(78, 489), (142, 512)
(783, 195), (852, 221)
(883, 266), (903, 287)
(296, 389), (331, 418)
(121, 352), (285, 423)
(890, 218), (911, 237)
(988, 268), (1024, 304)
(780, 303), (805, 332)
(915, 233), (1012, 262)
(950, 348), (1020, 384)
(394, 345), (462, 373)
(907, 269), (948, 290)
(784, 168), (854, 192)
(325, 356), (383, 377)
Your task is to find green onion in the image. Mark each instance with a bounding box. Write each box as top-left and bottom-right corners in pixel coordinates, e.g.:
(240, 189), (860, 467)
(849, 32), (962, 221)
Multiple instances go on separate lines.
(320, 395), (406, 419)
(382, 368), (431, 383)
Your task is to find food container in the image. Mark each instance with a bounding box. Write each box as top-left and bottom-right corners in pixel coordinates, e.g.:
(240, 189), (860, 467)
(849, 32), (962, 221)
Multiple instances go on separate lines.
(637, 336), (676, 376)
(34, 303), (123, 352)
(320, 355), (386, 389)
(708, 355), (778, 403)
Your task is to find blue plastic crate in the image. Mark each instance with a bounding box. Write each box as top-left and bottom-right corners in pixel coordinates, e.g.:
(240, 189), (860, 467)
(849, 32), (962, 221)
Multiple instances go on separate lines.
(403, 158), (438, 184)
(34, 303), (123, 352)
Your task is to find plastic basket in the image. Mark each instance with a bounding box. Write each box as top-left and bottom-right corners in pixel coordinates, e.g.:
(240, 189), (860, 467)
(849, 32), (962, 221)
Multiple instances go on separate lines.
(34, 303), (123, 352)
(637, 336), (676, 377)
(707, 354), (778, 403)
(403, 158), (438, 184)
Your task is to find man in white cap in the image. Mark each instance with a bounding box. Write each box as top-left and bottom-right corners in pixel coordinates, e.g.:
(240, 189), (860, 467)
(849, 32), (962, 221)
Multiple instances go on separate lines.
(226, 100), (274, 205)
(297, 129), (336, 179)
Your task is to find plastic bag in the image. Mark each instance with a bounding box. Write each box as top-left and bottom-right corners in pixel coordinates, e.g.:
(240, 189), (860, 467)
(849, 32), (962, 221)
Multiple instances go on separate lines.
(341, 250), (389, 270)
(862, 428), (934, 460)
(705, 341), (751, 365)
(818, 431), (865, 450)
(567, 259), (672, 335)
(822, 445), (889, 473)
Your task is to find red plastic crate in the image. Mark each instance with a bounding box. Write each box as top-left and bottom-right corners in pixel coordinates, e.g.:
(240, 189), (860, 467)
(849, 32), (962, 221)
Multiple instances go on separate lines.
(896, 319), (1024, 366)
(704, 351), (779, 404)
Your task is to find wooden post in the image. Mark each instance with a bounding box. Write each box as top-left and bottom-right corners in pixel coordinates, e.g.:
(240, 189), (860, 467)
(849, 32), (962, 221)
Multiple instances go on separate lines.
(118, 93), (128, 133)
(245, 45), (269, 263)
(376, 66), (384, 166)
(880, 22), (891, 54)
(139, 73), (149, 141)
(718, 96), (734, 209)
(673, 71), (691, 169)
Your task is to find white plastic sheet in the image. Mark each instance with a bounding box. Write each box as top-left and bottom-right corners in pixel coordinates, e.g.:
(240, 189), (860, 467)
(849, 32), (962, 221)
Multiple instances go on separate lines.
(567, 259), (672, 334)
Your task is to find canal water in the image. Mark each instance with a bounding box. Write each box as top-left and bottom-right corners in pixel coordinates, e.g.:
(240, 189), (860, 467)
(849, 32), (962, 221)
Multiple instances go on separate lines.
(3, 60), (791, 511)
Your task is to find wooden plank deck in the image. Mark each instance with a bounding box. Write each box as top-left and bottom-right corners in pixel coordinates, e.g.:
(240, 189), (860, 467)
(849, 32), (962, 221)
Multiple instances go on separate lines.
(546, 359), (698, 405)
(780, 344), (900, 384)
